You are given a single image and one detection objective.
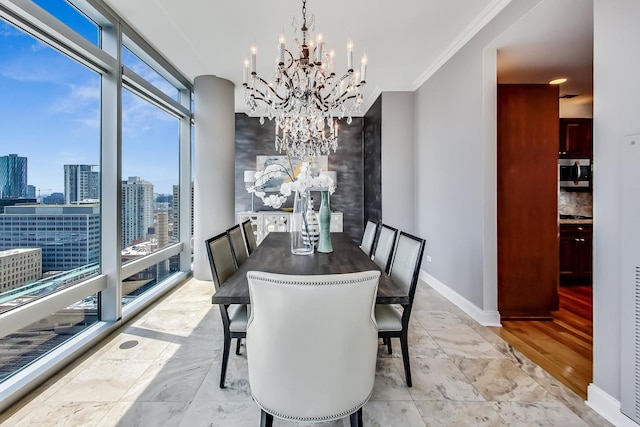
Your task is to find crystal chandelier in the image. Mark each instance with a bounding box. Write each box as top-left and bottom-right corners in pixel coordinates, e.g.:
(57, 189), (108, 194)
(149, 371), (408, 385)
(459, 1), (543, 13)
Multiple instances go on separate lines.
(243, 0), (367, 158)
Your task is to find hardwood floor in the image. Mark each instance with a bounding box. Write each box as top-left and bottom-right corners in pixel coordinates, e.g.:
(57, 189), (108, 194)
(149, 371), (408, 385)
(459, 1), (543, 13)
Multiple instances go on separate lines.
(492, 285), (592, 399)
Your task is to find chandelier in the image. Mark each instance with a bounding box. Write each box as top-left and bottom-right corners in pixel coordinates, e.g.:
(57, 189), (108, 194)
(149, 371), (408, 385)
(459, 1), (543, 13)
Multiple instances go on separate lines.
(243, 0), (367, 158)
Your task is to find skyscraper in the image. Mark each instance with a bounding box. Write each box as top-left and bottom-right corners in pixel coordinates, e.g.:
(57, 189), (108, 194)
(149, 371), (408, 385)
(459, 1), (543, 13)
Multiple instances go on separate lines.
(171, 183), (194, 242)
(122, 176), (154, 248)
(0, 154), (27, 198)
(64, 165), (99, 204)
(172, 184), (179, 241)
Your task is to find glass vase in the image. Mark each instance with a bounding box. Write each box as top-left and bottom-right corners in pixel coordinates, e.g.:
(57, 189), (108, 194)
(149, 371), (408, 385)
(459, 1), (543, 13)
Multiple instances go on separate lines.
(317, 190), (333, 253)
(302, 197), (320, 249)
(290, 189), (314, 255)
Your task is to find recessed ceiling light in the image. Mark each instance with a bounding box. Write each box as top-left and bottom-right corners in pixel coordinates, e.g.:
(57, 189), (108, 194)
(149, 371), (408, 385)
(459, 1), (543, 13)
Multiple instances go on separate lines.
(549, 78), (567, 85)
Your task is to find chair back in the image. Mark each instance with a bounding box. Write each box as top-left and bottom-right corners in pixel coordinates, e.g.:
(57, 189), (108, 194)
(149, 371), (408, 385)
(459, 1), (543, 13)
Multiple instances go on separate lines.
(246, 271), (380, 422)
(242, 219), (258, 254)
(205, 231), (237, 290)
(360, 220), (378, 256)
(390, 231), (426, 314)
(373, 224), (398, 273)
(227, 224), (248, 267)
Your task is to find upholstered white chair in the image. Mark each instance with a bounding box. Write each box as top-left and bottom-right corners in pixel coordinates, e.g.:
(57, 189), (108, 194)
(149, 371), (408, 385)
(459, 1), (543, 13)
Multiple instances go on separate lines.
(205, 231), (247, 388)
(360, 220), (378, 257)
(246, 270), (380, 427)
(372, 223), (398, 273)
(375, 231), (426, 387)
(227, 224), (248, 267)
(242, 219), (258, 254)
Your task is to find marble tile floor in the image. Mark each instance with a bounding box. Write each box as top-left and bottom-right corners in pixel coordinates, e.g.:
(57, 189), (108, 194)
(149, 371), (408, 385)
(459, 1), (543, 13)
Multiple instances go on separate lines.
(0, 278), (612, 427)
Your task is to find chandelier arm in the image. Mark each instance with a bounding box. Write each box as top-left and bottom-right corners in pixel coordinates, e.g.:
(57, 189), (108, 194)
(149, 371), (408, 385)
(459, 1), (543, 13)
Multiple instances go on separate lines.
(281, 49), (296, 69)
(251, 76), (290, 103)
(331, 82), (365, 103)
(246, 88), (272, 105)
(334, 72), (354, 85)
(312, 93), (329, 112)
(330, 92), (359, 108)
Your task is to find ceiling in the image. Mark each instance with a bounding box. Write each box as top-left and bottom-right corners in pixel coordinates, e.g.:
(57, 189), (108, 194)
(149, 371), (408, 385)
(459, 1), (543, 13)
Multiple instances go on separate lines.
(102, 0), (593, 114)
(493, 0), (593, 107)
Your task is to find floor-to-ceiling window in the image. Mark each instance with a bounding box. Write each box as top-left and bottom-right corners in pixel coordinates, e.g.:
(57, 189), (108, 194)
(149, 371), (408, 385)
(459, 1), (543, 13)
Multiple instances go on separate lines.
(0, 0), (192, 406)
(0, 0), (102, 384)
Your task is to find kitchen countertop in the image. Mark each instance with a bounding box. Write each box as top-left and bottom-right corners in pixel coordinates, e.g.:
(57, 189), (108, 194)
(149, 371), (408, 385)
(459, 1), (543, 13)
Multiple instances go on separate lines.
(559, 219), (593, 225)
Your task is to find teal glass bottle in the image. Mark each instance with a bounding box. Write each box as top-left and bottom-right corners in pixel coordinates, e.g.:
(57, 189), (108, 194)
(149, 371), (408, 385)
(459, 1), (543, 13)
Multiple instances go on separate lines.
(317, 190), (333, 253)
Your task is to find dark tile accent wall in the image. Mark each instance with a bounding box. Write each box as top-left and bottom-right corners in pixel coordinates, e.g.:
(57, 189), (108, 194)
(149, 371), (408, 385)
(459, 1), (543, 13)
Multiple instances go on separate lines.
(363, 95), (382, 223)
(234, 113), (364, 241)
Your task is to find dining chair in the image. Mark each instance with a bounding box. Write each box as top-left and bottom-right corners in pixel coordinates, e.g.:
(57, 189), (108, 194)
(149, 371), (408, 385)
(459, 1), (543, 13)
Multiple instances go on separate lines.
(375, 231), (426, 387)
(246, 270), (381, 427)
(372, 223), (398, 273)
(227, 224), (248, 267)
(242, 219), (258, 254)
(205, 231), (248, 388)
(360, 220), (378, 257)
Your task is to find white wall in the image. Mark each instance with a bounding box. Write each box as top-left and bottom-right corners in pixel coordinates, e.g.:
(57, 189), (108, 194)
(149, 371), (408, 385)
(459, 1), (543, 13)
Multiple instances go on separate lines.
(592, 0), (640, 404)
(414, 0), (541, 310)
(381, 92), (415, 233)
(560, 100), (593, 118)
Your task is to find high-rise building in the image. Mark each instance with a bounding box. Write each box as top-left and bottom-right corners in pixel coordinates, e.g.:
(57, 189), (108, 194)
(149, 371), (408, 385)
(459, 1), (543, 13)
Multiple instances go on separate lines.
(172, 185), (179, 241)
(42, 192), (65, 205)
(156, 209), (169, 278)
(64, 164), (99, 204)
(171, 183), (194, 242)
(27, 185), (36, 198)
(0, 154), (27, 198)
(122, 176), (154, 249)
(0, 248), (42, 293)
(0, 205), (99, 272)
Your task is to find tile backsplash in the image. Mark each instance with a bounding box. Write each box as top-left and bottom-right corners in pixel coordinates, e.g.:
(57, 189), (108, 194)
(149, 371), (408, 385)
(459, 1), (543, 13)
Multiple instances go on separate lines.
(558, 190), (593, 217)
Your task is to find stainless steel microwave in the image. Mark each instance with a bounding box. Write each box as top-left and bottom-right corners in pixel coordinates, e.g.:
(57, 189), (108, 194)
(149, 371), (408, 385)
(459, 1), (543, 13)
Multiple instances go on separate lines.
(559, 158), (591, 188)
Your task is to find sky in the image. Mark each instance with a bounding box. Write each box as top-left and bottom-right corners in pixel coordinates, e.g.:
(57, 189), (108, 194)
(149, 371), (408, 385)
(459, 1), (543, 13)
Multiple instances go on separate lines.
(0, 1), (181, 196)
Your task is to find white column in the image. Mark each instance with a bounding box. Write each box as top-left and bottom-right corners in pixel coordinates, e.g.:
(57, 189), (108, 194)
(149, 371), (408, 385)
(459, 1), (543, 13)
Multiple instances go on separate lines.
(193, 76), (235, 280)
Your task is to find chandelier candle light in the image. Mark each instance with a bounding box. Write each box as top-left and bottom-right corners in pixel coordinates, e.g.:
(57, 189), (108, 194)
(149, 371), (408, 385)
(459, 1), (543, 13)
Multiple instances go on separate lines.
(243, 0), (368, 158)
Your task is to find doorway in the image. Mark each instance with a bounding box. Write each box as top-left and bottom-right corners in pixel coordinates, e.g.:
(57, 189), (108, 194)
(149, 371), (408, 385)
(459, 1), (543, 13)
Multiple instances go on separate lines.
(487, 0), (594, 399)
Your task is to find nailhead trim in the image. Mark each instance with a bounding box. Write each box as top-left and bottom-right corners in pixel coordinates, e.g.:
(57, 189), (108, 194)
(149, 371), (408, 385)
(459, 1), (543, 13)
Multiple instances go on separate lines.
(251, 391), (372, 422)
(246, 271), (380, 287)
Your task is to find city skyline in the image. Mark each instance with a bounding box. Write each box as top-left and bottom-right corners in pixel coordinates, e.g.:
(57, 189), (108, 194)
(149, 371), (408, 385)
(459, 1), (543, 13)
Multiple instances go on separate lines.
(0, 154), (178, 199)
(0, 2), (182, 196)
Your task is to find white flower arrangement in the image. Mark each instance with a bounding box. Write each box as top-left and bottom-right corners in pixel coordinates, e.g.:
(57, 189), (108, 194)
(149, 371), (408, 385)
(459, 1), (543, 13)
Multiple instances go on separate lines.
(246, 160), (335, 209)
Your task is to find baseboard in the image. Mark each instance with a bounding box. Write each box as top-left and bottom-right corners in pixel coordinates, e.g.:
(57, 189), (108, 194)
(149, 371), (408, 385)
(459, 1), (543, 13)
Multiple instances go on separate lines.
(419, 270), (501, 327)
(587, 384), (639, 427)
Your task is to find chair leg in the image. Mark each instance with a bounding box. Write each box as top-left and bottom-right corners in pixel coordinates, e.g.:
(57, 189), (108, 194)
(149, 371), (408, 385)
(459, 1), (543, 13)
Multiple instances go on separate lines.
(220, 333), (231, 388)
(235, 337), (242, 355)
(400, 330), (412, 387)
(386, 337), (393, 354)
(350, 407), (363, 427)
(260, 409), (273, 427)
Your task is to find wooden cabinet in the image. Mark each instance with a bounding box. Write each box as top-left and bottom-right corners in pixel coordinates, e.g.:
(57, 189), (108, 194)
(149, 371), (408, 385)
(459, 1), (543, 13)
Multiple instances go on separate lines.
(559, 118), (592, 159)
(498, 84), (559, 319)
(559, 223), (592, 284)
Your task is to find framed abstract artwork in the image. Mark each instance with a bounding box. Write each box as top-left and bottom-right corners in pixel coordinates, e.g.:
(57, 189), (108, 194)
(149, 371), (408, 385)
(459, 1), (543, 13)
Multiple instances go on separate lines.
(256, 155), (328, 192)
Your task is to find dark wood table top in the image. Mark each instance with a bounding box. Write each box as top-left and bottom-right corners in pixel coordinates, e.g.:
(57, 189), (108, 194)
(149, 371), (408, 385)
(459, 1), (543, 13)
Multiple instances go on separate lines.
(211, 232), (408, 305)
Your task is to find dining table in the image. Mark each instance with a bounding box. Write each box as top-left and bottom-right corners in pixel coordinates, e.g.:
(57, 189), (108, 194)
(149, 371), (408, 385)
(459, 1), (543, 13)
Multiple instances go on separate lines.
(211, 232), (409, 305)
